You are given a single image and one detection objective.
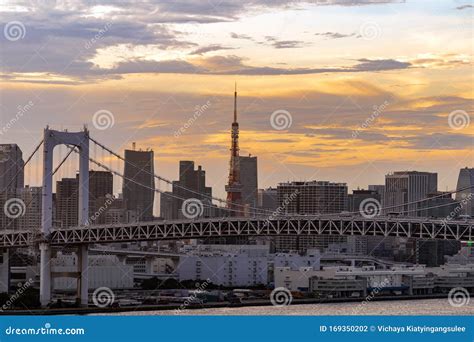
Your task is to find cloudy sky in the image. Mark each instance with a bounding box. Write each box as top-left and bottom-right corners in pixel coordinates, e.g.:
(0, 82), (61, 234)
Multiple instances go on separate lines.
(0, 0), (473, 213)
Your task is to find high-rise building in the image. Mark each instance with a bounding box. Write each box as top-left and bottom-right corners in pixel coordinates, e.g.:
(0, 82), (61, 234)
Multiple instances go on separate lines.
(368, 185), (385, 206)
(160, 161), (213, 219)
(258, 187), (278, 212)
(455, 167), (474, 217)
(55, 177), (78, 228)
(238, 155), (258, 216)
(0, 144), (24, 190)
(276, 181), (347, 215)
(275, 181), (347, 252)
(88, 170), (113, 224)
(17, 186), (42, 231)
(55, 171), (114, 227)
(417, 192), (457, 218)
(123, 148), (155, 221)
(347, 189), (381, 213)
(160, 191), (174, 220)
(175, 161), (212, 219)
(384, 171), (437, 216)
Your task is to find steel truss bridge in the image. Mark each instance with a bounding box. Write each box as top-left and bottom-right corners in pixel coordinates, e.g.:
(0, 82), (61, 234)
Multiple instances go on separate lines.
(1, 216), (472, 248)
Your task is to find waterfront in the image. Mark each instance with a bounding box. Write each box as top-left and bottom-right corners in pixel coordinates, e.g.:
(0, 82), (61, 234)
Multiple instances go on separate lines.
(98, 299), (474, 316)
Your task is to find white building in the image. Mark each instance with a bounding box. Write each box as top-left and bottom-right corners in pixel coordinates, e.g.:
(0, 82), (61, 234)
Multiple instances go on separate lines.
(177, 245), (321, 287)
(51, 252), (134, 290)
(177, 253), (268, 287)
(274, 265), (426, 291)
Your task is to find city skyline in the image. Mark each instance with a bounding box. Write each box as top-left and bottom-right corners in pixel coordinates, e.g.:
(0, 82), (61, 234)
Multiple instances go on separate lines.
(0, 0), (472, 203)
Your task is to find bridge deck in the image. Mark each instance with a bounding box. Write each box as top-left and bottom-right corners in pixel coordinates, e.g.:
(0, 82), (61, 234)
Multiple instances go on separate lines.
(0, 216), (472, 248)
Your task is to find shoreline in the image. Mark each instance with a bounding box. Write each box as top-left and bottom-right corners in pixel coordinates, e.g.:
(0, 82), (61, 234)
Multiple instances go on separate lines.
(0, 293), (453, 316)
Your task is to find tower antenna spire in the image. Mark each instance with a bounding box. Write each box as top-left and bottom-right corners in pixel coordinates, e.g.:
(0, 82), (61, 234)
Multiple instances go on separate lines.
(234, 82), (237, 123)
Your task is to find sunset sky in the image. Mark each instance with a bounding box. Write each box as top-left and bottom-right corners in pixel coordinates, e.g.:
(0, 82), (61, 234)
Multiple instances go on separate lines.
(1, 0), (473, 213)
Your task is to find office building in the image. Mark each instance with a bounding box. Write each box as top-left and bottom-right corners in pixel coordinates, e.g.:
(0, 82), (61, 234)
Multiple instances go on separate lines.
(384, 171), (437, 216)
(417, 192), (457, 218)
(0, 144), (24, 190)
(160, 161), (212, 219)
(123, 148), (155, 221)
(55, 177), (78, 228)
(258, 187), (278, 212)
(455, 167), (474, 217)
(238, 155), (258, 216)
(88, 170), (113, 224)
(368, 185), (385, 207)
(347, 189), (381, 213)
(17, 186), (42, 231)
(275, 181), (348, 252)
(277, 181), (347, 215)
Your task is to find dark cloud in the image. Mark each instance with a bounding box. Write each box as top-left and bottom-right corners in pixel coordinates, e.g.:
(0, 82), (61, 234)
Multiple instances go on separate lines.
(189, 45), (235, 55)
(353, 58), (411, 71)
(456, 4), (473, 10)
(315, 31), (361, 39)
(405, 133), (474, 150)
(230, 32), (254, 40)
(263, 36), (308, 49)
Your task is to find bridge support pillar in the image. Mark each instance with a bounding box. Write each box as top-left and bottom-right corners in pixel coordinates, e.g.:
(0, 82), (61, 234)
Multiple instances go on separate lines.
(39, 243), (51, 306)
(40, 126), (89, 308)
(77, 245), (89, 306)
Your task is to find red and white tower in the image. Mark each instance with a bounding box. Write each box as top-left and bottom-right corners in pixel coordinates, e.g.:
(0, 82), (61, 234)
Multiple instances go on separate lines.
(225, 83), (243, 216)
